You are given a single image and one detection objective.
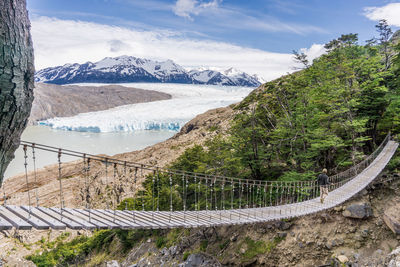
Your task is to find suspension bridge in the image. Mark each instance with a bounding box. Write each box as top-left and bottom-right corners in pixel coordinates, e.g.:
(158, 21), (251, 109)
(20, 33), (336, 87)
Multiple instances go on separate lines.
(0, 134), (397, 230)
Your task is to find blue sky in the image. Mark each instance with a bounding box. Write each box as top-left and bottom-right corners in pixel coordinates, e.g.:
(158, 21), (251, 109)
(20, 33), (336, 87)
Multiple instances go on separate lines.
(27, 0), (400, 80)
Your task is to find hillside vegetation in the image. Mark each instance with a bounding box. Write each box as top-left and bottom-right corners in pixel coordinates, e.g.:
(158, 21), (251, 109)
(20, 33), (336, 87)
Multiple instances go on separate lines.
(168, 24), (400, 183)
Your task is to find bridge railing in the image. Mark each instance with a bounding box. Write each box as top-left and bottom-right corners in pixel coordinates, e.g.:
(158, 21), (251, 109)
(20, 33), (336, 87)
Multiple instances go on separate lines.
(0, 133), (391, 217)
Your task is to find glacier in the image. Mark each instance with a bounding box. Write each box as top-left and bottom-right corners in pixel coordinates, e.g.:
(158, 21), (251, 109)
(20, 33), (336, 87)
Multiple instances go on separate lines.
(39, 83), (254, 133)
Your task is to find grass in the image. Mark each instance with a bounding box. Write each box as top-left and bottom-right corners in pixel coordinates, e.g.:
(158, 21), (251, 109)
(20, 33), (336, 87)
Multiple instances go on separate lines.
(200, 240), (208, 252)
(240, 235), (285, 261)
(183, 251), (191, 261)
(240, 237), (267, 260)
(208, 125), (219, 132)
(26, 229), (152, 267)
(156, 236), (166, 248)
(219, 239), (230, 250)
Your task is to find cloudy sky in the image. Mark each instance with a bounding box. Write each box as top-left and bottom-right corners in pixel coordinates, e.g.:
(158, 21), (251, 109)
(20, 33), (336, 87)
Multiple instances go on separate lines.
(28, 0), (400, 81)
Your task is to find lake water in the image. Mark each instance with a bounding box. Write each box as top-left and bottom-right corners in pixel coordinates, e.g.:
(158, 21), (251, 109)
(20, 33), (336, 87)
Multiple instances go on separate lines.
(4, 126), (174, 179)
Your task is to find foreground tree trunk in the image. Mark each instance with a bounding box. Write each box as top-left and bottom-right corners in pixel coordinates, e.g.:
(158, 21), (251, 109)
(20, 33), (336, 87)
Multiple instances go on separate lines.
(0, 0), (34, 186)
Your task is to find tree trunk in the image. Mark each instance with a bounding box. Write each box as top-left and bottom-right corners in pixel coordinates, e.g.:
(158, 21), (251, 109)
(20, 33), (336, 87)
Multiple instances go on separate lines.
(0, 0), (35, 186)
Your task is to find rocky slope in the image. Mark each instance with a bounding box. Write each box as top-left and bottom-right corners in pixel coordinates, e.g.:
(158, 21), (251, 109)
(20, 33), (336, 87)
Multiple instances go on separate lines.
(34, 56), (262, 87)
(28, 83), (171, 124)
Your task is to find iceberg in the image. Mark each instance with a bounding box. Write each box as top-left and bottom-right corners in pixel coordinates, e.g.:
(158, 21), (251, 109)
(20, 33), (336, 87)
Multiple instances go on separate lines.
(40, 83), (254, 133)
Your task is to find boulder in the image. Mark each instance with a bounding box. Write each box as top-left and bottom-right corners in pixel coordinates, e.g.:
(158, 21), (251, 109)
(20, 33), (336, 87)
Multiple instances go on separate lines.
(338, 255), (349, 263)
(385, 246), (400, 267)
(383, 206), (400, 234)
(275, 220), (292, 230)
(179, 253), (220, 267)
(105, 260), (120, 267)
(342, 203), (372, 219)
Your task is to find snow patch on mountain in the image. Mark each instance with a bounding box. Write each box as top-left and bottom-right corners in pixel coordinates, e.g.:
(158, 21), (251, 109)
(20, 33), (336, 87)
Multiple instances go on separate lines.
(35, 56), (263, 87)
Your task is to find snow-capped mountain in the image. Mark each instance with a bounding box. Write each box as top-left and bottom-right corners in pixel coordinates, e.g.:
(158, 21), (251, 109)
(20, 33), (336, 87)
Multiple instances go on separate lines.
(35, 56), (263, 87)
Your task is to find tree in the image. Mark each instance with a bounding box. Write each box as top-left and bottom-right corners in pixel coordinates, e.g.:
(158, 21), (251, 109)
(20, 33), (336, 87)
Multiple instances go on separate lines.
(0, 0), (35, 185)
(375, 19), (393, 70)
(324, 34), (358, 51)
(292, 50), (310, 69)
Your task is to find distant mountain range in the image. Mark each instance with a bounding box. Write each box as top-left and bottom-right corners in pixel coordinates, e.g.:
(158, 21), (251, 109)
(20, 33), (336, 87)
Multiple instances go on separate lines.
(35, 56), (263, 87)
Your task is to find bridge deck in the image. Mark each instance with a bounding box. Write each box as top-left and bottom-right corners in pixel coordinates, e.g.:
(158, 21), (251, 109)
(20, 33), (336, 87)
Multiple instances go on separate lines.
(0, 141), (397, 230)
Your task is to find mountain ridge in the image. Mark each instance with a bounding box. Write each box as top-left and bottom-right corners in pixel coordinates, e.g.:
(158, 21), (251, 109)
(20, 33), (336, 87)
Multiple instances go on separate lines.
(35, 55), (262, 87)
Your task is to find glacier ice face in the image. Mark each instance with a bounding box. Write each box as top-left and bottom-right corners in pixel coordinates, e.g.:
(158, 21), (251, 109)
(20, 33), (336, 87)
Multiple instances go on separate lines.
(39, 83), (254, 133)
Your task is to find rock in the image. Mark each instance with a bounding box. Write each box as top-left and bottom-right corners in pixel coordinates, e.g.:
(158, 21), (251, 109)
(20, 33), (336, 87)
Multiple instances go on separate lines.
(161, 247), (168, 256)
(385, 246), (400, 267)
(336, 238), (344, 246)
(275, 220), (292, 230)
(179, 253), (220, 267)
(383, 206), (400, 234)
(337, 255), (349, 263)
(361, 229), (369, 238)
(342, 202), (372, 219)
(354, 234), (364, 241)
(169, 246), (178, 256)
(230, 233), (239, 242)
(278, 232), (287, 238)
(334, 206), (344, 212)
(326, 242), (332, 250)
(106, 260), (120, 267)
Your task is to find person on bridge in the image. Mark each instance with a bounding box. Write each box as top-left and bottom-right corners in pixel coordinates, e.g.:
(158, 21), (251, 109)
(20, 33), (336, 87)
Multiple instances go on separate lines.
(317, 168), (330, 203)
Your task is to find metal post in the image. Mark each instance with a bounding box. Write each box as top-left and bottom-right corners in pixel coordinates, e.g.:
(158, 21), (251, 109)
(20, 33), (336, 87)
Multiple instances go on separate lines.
(57, 148), (63, 220)
(169, 173), (173, 223)
(32, 144), (39, 207)
(23, 145), (32, 217)
(152, 170), (155, 222)
(113, 163), (117, 222)
(87, 158), (91, 222)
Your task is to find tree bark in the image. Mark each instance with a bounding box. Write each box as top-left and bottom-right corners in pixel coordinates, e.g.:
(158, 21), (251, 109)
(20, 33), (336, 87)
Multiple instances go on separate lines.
(0, 0), (34, 186)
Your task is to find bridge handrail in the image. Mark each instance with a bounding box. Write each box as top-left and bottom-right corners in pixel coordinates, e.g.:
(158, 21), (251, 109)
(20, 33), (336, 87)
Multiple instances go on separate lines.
(19, 133), (391, 188)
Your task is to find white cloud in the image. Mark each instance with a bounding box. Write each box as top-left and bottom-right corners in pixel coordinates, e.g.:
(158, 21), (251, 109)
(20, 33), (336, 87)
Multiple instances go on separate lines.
(173, 0), (220, 20)
(364, 3), (400, 27)
(31, 16), (320, 81)
(171, 0), (325, 35)
(300, 44), (326, 61)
